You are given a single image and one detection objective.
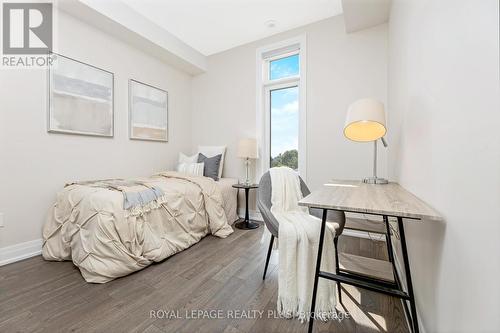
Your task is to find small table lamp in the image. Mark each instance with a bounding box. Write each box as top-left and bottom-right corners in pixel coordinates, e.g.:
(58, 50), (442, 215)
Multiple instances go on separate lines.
(237, 138), (259, 185)
(344, 98), (388, 184)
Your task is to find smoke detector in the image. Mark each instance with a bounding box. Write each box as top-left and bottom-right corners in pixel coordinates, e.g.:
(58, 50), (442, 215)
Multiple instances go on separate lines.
(265, 20), (277, 28)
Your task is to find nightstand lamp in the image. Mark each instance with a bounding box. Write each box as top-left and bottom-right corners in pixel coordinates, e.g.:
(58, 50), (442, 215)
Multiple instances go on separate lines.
(237, 138), (259, 185)
(344, 98), (389, 184)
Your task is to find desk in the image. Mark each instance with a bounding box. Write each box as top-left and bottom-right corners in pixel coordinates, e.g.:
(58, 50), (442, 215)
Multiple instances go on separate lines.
(299, 180), (442, 333)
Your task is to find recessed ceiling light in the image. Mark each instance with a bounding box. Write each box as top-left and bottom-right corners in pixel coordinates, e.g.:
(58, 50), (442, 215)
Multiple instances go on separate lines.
(265, 20), (277, 28)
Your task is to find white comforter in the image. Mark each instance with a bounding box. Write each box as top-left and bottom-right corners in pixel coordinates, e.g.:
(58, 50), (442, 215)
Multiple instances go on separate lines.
(42, 171), (233, 283)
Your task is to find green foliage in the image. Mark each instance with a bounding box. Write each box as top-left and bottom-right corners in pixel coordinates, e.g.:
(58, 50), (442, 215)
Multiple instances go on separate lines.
(271, 149), (298, 170)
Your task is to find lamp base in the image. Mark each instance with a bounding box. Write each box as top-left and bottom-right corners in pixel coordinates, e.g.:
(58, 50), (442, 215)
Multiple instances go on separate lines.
(363, 177), (389, 185)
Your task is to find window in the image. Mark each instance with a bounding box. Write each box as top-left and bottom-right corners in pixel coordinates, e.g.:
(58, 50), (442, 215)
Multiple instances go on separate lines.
(270, 85), (299, 169)
(269, 54), (299, 80)
(257, 36), (306, 177)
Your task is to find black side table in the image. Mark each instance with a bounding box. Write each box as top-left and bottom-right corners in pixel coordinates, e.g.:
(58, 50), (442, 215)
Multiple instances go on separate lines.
(232, 183), (260, 230)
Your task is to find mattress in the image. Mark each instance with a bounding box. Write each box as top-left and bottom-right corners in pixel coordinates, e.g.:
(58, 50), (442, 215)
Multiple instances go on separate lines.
(42, 172), (234, 283)
(216, 178), (239, 224)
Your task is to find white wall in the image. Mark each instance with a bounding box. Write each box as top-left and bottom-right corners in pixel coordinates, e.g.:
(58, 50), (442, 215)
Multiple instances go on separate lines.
(191, 16), (388, 192)
(0, 9), (192, 249)
(388, 0), (500, 332)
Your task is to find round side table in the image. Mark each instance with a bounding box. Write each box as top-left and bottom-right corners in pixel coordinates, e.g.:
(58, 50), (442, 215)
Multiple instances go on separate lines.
(232, 183), (260, 230)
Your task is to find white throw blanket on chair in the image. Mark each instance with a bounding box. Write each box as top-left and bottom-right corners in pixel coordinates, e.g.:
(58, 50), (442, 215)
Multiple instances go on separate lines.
(270, 167), (337, 322)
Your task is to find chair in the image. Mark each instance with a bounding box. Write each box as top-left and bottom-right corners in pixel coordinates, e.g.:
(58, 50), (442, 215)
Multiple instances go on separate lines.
(257, 171), (346, 303)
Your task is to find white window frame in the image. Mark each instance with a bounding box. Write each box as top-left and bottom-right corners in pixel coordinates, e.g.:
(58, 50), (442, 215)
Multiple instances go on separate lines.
(256, 35), (307, 181)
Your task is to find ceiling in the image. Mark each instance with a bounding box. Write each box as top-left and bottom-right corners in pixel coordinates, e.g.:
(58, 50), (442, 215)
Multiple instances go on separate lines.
(342, 0), (391, 33)
(121, 0), (343, 56)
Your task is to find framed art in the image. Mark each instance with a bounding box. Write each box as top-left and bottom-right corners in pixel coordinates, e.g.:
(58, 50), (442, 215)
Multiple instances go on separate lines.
(129, 79), (168, 142)
(48, 53), (114, 137)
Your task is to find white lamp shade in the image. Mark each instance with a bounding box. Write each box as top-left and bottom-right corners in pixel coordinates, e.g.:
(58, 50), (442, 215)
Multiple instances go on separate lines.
(344, 98), (386, 142)
(237, 138), (259, 159)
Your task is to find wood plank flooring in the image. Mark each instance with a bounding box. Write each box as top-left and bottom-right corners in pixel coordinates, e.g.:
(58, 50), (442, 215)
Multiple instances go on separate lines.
(0, 225), (409, 333)
(339, 253), (395, 283)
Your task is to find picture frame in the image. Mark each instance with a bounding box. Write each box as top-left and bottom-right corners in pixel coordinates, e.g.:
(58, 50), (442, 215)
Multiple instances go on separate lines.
(128, 79), (168, 142)
(47, 53), (114, 137)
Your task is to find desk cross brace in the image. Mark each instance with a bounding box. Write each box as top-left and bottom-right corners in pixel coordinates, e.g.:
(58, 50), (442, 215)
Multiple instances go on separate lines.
(307, 209), (420, 333)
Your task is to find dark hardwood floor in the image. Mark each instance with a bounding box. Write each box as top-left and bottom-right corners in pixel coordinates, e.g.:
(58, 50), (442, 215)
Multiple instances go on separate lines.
(0, 225), (408, 333)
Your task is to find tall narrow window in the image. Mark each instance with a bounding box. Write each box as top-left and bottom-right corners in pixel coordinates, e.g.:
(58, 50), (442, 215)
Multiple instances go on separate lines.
(257, 37), (306, 178)
(270, 86), (299, 170)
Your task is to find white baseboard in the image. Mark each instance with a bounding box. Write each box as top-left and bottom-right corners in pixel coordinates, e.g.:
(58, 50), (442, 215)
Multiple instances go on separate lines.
(238, 209), (263, 222)
(239, 212), (388, 241)
(0, 239), (42, 266)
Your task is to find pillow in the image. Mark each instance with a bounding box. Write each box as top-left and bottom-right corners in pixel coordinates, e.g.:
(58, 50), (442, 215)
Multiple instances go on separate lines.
(178, 152), (199, 164)
(197, 153), (222, 181)
(177, 162), (204, 176)
(198, 146), (226, 179)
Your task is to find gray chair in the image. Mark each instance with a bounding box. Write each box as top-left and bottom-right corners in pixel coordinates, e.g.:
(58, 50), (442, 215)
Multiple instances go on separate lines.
(257, 171), (346, 303)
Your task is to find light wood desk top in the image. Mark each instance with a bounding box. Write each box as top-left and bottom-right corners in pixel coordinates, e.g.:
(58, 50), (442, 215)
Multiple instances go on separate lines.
(299, 180), (442, 221)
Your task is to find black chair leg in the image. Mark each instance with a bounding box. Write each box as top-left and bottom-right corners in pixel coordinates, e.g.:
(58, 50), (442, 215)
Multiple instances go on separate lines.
(333, 236), (343, 305)
(263, 235), (275, 280)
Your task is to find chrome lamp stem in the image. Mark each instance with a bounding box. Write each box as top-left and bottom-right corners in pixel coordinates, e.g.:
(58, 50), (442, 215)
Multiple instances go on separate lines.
(363, 139), (388, 184)
(244, 157), (250, 185)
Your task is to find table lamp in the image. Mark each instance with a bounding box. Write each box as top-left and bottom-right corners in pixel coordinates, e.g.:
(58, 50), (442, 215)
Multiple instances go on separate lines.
(344, 98), (388, 184)
(237, 138), (259, 185)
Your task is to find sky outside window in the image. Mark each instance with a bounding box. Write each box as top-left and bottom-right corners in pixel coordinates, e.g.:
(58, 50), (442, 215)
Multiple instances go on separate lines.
(269, 53), (300, 170)
(269, 54), (299, 80)
(270, 86), (299, 169)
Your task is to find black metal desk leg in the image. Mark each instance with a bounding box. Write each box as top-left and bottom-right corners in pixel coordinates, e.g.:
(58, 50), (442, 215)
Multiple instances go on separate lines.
(333, 236), (342, 305)
(383, 215), (398, 282)
(398, 217), (419, 333)
(386, 216), (412, 325)
(384, 216), (395, 263)
(308, 209), (328, 333)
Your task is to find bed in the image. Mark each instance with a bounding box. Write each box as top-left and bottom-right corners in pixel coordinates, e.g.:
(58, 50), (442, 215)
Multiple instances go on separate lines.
(216, 177), (239, 224)
(42, 171), (236, 283)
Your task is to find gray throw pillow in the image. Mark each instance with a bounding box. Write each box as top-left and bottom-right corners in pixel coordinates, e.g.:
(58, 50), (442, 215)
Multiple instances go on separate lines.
(197, 153), (222, 181)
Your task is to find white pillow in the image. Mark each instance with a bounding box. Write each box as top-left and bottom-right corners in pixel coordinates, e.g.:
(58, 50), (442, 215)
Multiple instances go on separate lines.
(198, 146), (226, 179)
(177, 162), (204, 176)
(178, 152), (199, 164)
